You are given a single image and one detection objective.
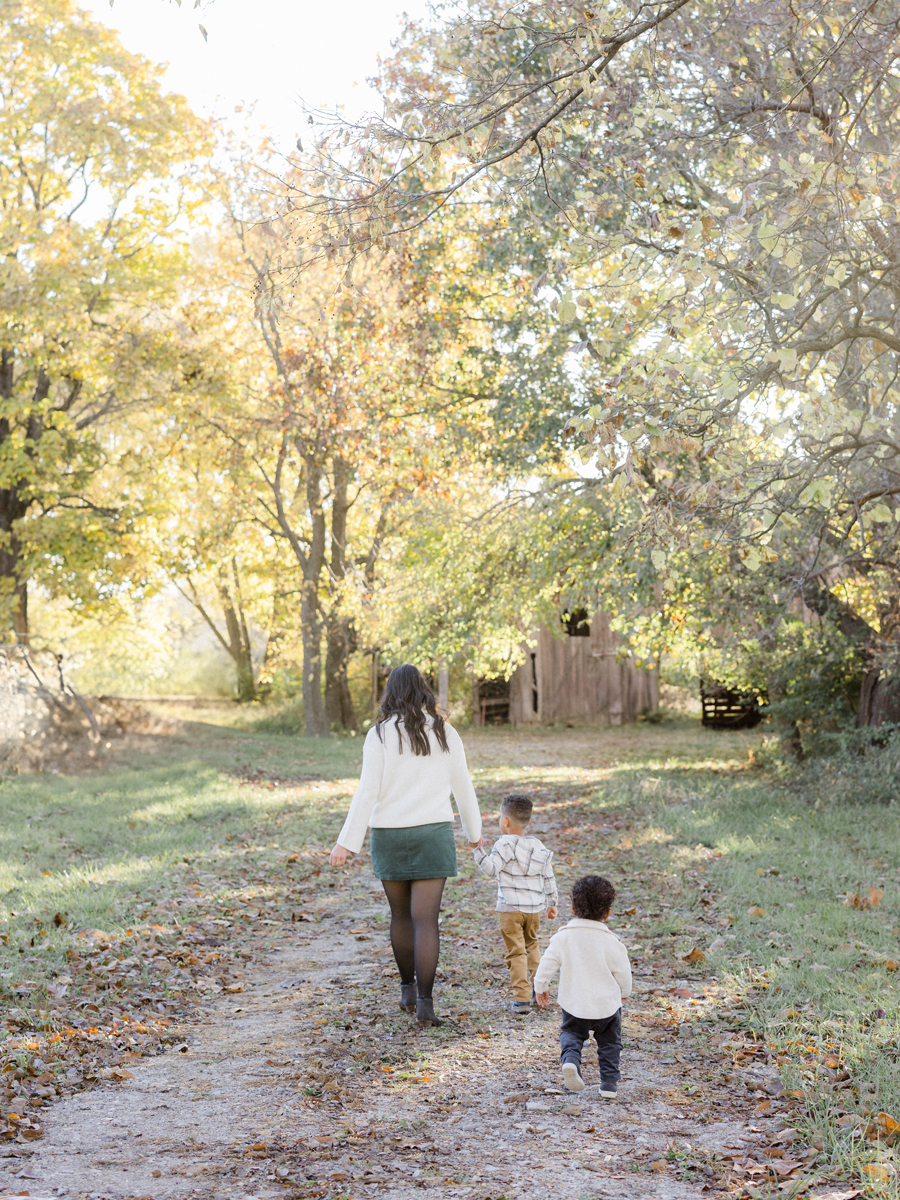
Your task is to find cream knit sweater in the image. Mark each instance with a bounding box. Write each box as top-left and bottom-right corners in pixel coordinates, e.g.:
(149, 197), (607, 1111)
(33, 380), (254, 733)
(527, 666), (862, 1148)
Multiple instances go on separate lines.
(336, 716), (482, 854)
(534, 918), (632, 1019)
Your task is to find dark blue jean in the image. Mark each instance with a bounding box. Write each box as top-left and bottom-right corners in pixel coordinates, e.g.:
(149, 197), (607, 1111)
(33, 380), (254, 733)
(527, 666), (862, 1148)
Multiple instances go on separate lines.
(559, 1007), (622, 1087)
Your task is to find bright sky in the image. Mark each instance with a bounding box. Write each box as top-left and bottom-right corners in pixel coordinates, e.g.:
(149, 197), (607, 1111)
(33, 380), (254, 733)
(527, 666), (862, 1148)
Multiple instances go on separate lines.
(79, 0), (430, 152)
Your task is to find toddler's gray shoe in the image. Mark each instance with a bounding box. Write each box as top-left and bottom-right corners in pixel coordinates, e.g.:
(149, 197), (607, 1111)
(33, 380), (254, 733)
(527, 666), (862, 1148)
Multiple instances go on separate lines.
(600, 1085), (617, 1100)
(512, 1001), (532, 1016)
(562, 1063), (585, 1092)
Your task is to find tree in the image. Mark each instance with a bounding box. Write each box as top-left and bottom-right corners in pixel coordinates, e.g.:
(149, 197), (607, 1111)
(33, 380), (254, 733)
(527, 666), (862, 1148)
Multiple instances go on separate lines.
(172, 161), (518, 733)
(0, 0), (207, 641)
(289, 0), (900, 723)
(155, 448), (268, 705)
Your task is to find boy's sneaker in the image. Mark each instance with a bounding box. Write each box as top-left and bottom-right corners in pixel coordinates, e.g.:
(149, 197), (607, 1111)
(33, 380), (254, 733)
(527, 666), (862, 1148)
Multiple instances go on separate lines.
(562, 1063), (585, 1092)
(512, 1001), (532, 1016)
(599, 1084), (618, 1100)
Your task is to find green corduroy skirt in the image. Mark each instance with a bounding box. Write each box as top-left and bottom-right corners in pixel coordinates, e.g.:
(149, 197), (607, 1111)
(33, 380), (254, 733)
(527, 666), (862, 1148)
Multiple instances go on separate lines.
(369, 822), (458, 881)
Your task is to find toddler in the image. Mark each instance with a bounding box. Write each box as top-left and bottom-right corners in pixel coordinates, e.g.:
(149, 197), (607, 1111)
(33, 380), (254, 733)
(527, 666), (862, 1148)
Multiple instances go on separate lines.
(534, 874), (631, 1097)
(473, 794), (558, 1015)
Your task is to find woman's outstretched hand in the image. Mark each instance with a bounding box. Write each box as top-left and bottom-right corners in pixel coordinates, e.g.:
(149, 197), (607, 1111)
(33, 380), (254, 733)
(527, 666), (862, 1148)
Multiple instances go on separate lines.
(467, 837), (484, 849)
(329, 844), (349, 868)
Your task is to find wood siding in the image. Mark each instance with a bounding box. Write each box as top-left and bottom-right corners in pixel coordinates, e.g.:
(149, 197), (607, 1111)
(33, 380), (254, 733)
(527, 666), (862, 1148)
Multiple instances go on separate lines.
(508, 612), (657, 725)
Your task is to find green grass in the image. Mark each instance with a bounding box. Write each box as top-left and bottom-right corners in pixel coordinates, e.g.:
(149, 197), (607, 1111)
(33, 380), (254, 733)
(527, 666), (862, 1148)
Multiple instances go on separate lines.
(634, 759), (900, 1193)
(0, 724), (364, 987)
(2, 712), (899, 1193)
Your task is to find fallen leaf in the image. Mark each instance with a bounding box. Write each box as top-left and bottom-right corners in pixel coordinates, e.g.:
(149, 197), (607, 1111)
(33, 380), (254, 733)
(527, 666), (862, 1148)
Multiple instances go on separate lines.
(682, 947), (706, 963)
(747, 906), (766, 917)
(811, 1191), (861, 1200)
(867, 1111), (900, 1145)
(768, 1159), (802, 1175)
(885, 959), (898, 972)
(863, 1163), (893, 1182)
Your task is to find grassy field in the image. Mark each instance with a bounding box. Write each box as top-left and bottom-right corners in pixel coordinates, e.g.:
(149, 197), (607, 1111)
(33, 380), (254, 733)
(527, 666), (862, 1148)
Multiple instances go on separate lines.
(1, 710), (899, 1192)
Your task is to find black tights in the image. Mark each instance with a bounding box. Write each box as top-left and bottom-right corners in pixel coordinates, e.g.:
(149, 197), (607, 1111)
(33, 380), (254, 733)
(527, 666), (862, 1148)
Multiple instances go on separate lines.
(381, 878), (446, 999)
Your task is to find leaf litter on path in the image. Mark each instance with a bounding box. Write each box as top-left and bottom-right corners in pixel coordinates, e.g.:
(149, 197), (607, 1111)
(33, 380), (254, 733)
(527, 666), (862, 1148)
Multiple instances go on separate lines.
(1, 743), (831, 1199)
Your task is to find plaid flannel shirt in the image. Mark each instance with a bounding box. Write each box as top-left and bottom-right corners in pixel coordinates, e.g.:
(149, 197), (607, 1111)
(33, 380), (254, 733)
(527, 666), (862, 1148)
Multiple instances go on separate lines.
(473, 834), (558, 913)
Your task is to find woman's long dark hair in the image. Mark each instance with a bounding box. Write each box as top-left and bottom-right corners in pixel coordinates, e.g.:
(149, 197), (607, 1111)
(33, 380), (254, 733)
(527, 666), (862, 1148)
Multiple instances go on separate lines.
(376, 664), (449, 756)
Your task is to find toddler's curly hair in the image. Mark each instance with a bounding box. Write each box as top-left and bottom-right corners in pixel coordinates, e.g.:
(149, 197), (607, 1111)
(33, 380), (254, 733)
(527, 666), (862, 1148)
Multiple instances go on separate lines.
(571, 875), (615, 920)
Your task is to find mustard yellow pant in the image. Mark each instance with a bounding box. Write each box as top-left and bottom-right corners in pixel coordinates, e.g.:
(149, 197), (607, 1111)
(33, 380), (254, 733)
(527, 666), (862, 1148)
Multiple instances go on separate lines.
(498, 911), (541, 1001)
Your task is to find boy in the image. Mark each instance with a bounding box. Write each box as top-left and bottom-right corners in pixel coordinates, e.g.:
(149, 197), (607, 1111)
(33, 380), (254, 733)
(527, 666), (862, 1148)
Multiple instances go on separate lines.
(473, 794), (558, 1015)
(534, 874), (631, 1098)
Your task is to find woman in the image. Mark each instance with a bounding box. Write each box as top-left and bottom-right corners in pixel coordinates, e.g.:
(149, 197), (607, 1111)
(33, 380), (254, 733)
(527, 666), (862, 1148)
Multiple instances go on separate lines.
(329, 664), (482, 1027)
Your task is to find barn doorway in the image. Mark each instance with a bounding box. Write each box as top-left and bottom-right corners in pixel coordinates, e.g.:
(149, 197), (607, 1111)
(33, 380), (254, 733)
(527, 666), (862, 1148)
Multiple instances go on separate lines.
(476, 677), (510, 725)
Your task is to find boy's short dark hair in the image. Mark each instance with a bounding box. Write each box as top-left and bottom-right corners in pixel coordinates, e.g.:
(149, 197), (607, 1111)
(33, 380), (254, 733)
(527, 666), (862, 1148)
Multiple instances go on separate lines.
(501, 794), (533, 827)
(572, 875), (615, 920)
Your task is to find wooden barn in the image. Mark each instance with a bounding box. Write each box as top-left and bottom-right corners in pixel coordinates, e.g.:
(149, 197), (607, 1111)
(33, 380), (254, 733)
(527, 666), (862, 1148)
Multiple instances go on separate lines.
(474, 610), (658, 726)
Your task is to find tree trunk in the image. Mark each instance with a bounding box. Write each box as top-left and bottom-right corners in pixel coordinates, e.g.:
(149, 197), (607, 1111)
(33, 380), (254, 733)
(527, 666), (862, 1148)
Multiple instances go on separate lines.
(1, 354), (56, 643)
(858, 671), (900, 727)
(175, 564), (258, 704)
(300, 594), (326, 736)
(322, 455), (358, 731)
(856, 593), (900, 728)
(257, 582), (291, 700)
(800, 577), (895, 730)
(780, 721), (805, 761)
(324, 615), (358, 731)
(0, 509), (29, 642)
(218, 560), (255, 703)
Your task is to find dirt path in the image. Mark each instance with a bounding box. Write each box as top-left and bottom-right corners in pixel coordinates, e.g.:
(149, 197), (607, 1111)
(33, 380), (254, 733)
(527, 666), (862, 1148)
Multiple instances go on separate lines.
(1, 755), (791, 1200)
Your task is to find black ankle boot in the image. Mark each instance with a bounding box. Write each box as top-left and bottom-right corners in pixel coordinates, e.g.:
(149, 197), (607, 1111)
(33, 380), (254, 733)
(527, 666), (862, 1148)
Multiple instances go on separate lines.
(399, 983), (417, 1012)
(416, 997), (442, 1028)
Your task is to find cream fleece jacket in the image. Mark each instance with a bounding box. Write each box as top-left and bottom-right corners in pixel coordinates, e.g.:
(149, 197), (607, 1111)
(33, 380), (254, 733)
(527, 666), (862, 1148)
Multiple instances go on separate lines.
(534, 918), (632, 1019)
(336, 716), (482, 854)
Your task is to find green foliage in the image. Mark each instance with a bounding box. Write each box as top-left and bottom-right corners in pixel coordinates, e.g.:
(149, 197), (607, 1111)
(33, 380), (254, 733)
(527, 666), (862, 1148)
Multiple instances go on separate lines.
(0, 0), (209, 636)
(757, 730), (900, 806)
(750, 620), (864, 750)
(291, 0), (900, 717)
(367, 472), (625, 676)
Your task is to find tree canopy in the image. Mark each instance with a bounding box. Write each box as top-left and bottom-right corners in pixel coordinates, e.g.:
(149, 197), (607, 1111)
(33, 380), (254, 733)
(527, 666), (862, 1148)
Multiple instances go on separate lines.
(0, 0), (208, 640)
(6, 0), (900, 741)
(279, 0), (900, 726)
